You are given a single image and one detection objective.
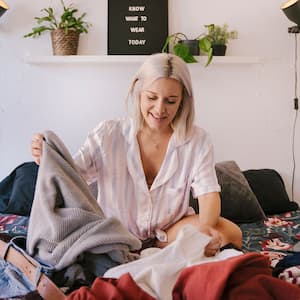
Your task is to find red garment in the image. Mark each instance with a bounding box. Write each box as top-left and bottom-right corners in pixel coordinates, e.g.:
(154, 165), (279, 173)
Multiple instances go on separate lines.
(66, 273), (155, 300)
(172, 252), (300, 300)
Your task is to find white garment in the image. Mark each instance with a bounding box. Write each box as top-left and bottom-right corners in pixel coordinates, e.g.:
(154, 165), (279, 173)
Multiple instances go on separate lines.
(104, 225), (243, 300)
(73, 118), (220, 241)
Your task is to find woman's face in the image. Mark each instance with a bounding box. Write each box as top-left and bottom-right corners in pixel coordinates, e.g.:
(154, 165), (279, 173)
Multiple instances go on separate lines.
(140, 77), (183, 133)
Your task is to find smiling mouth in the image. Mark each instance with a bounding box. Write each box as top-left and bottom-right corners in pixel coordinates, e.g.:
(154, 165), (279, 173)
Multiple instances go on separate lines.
(149, 112), (168, 120)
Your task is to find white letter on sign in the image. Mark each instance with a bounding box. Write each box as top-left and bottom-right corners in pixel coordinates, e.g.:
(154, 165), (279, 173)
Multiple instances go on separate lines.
(128, 6), (145, 12)
(125, 16), (138, 21)
(130, 27), (145, 33)
(128, 40), (146, 45)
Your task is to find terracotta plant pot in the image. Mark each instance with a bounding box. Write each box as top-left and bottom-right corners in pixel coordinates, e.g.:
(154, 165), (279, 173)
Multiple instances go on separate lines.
(51, 29), (80, 55)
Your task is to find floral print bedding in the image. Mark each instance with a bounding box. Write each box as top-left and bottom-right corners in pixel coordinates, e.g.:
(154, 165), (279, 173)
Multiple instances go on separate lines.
(0, 213), (28, 237)
(240, 210), (300, 267)
(1, 211), (300, 270)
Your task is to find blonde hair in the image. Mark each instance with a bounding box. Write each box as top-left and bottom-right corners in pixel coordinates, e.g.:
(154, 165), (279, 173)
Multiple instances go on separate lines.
(127, 53), (195, 142)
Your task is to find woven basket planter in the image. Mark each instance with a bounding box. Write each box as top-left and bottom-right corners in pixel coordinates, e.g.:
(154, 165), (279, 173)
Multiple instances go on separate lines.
(51, 29), (80, 55)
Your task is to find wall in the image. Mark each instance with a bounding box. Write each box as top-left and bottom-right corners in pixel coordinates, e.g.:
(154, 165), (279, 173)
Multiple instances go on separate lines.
(1, 0), (299, 203)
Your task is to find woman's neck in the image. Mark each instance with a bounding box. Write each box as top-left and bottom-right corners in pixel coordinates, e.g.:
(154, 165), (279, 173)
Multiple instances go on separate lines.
(138, 125), (173, 151)
(140, 124), (173, 138)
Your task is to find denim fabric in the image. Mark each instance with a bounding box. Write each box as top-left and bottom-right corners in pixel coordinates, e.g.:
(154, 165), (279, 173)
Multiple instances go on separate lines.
(0, 259), (35, 297)
(10, 236), (55, 277)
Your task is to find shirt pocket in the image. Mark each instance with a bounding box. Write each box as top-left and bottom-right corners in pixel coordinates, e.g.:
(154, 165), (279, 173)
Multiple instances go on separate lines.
(166, 180), (188, 216)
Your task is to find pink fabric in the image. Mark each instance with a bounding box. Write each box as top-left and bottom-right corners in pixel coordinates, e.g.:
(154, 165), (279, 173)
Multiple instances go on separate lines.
(172, 252), (300, 300)
(67, 273), (155, 300)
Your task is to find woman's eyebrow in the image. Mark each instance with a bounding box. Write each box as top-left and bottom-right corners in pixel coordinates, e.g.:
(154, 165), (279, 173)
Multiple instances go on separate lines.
(144, 90), (156, 94)
(144, 90), (180, 98)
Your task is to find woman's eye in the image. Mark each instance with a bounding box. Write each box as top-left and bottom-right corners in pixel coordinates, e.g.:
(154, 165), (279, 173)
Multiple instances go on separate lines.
(147, 97), (156, 101)
(167, 100), (176, 104)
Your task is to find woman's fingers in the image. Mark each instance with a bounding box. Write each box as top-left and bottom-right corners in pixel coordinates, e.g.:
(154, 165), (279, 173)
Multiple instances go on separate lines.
(31, 133), (44, 165)
(204, 240), (222, 257)
(203, 227), (222, 257)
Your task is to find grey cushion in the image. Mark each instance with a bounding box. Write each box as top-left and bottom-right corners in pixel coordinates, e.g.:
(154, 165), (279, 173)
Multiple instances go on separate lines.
(216, 161), (266, 223)
(190, 160), (266, 224)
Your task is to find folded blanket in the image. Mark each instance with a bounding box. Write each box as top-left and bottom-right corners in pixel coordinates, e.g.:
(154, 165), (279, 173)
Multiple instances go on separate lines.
(67, 274), (155, 300)
(26, 130), (141, 271)
(172, 252), (300, 300)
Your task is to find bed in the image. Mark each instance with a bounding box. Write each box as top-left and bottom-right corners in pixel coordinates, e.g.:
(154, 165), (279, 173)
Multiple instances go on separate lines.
(1, 210), (300, 299)
(0, 159), (300, 299)
(1, 211), (300, 265)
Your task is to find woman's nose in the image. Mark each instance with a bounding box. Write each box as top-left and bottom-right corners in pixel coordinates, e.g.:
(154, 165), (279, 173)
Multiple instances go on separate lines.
(155, 100), (166, 115)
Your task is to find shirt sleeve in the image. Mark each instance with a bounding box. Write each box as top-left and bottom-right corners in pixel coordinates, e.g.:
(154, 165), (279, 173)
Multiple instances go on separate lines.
(73, 122), (105, 185)
(190, 131), (221, 198)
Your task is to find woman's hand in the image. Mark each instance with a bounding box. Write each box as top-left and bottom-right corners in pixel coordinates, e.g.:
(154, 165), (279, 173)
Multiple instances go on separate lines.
(197, 192), (222, 256)
(199, 224), (222, 257)
(31, 133), (44, 165)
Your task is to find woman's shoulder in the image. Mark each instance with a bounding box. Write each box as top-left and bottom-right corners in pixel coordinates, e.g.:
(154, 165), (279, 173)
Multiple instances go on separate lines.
(188, 125), (211, 144)
(90, 118), (130, 137)
(178, 126), (215, 155)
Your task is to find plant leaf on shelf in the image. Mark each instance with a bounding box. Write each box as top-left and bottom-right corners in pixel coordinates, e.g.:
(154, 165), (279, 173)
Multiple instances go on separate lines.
(174, 43), (197, 63)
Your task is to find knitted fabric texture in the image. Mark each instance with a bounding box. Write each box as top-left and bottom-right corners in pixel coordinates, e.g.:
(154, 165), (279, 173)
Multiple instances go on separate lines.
(26, 130), (141, 270)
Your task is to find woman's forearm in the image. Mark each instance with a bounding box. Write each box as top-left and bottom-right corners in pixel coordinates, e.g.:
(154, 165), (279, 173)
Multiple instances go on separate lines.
(197, 192), (221, 228)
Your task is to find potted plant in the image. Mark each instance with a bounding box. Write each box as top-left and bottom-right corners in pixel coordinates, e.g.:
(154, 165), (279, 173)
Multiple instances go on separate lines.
(24, 0), (91, 55)
(162, 32), (213, 66)
(204, 24), (238, 56)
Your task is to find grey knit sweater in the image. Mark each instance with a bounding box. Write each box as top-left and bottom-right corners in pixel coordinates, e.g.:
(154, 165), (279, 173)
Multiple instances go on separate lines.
(26, 130), (141, 271)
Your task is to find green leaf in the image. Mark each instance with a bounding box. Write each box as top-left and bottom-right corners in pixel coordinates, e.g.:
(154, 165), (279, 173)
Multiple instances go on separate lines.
(161, 35), (172, 53)
(199, 38), (211, 53)
(23, 25), (52, 38)
(24, 0), (90, 38)
(174, 43), (190, 58)
(184, 55), (197, 63)
(174, 43), (197, 63)
(204, 48), (213, 67)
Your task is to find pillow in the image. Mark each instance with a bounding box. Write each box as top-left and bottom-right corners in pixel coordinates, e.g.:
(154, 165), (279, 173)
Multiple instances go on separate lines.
(215, 161), (266, 223)
(243, 169), (299, 215)
(189, 160), (266, 223)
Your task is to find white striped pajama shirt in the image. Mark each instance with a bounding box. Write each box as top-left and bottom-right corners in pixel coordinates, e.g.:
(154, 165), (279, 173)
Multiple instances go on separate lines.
(73, 118), (220, 242)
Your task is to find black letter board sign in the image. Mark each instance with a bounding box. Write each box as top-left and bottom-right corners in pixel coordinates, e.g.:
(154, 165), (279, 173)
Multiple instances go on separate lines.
(108, 0), (168, 55)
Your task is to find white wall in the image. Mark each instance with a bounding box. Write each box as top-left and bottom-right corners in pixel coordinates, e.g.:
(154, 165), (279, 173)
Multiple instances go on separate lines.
(1, 0), (299, 203)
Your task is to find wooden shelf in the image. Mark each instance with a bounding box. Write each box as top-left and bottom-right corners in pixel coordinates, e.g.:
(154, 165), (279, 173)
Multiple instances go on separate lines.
(23, 55), (262, 65)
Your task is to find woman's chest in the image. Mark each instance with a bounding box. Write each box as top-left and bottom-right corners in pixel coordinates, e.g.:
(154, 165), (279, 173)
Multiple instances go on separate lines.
(138, 140), (170, 188)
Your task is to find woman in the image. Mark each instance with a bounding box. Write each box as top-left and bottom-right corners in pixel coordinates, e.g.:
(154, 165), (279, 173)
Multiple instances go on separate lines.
(31, 53), (242, 257)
